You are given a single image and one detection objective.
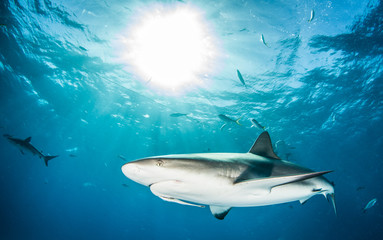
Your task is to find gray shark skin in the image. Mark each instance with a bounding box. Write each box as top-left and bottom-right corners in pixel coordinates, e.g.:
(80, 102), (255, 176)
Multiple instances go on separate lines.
(4, 134), (58, 166)
(122, 131), (335, 220)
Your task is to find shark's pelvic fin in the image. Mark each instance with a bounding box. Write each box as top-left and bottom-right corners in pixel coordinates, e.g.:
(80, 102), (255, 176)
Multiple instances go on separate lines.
(158, 196), (205, 208)
(248, 131), (281, 160)
(24, 137), (32, 142)
(209, 205), (231, 220)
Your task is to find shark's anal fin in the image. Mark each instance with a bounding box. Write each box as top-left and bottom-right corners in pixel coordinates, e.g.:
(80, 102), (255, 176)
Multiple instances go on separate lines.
(209, 206), (231, 220)
(249, 131), (281, 160)
(158, 196), (204, 208)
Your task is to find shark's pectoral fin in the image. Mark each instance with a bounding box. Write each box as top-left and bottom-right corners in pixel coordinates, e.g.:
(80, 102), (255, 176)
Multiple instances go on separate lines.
(236, 171), (333, 191)
(150, 181), (205, 208)
(158, 196), (204, 208)
(24, 137), (31, 142)
(209, 205), (231, 220)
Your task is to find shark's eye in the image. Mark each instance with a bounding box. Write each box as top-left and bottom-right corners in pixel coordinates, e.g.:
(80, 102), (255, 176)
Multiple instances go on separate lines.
(156, 160), (164, 167)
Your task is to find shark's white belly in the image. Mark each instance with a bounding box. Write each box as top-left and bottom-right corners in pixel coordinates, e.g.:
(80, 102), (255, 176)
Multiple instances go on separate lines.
(150, 178), (317, 207)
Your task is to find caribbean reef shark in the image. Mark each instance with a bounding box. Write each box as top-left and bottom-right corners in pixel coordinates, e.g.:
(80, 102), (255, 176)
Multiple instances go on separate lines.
(122, 131), (335, 220)
(4, 134), (58, 166)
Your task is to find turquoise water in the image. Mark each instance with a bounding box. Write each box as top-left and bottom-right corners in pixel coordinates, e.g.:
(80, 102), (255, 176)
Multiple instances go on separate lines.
(1, 0), (382, 239)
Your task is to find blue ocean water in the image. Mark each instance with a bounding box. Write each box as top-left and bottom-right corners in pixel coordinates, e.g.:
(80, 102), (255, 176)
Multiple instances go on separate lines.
(1, 0), (383, 239)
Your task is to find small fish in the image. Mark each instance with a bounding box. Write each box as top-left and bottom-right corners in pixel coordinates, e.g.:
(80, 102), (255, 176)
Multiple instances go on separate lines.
(79, 46), (87, 51)
(122, 183), (129, 187)
(274, 140), (295, 160)
(69, 154), (77, 158)
(83, 182), (95, 187)
(260, 34), (270, 48)
(363, 198), (377, 213)
(218, 114), (242, 131)
(118, 155), (126, 161)
(250, 118), (265, 130)
(356, 186), (365, 191)
(236, 69), (246, 86)
(170, 113), (188, 117)
(308, 9), (315, 22)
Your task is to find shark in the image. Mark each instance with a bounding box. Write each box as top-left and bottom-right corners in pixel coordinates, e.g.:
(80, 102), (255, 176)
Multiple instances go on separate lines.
(4, 134), (58, 166)
(121, 131), (335, 220)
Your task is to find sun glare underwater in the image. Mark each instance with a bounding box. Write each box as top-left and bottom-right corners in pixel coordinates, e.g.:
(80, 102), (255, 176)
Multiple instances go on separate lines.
(121, 5), (218, 91)
(1, 0), (383, 240)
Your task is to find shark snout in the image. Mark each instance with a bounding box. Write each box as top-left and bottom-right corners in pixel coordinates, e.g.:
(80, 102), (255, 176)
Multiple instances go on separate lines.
(121, 161), (156, 186)
(121, 162), (141, 179)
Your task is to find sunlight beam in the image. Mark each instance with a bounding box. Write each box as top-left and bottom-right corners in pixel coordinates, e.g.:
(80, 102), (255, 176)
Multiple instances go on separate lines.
(124, 6), (216, 91)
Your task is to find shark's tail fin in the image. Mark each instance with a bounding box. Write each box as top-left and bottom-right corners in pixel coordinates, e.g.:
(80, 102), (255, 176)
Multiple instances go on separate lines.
(44, 155), (58, 167)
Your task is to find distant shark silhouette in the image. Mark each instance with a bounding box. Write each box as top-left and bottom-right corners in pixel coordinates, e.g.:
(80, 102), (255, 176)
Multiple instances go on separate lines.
(4, 134), (58, 166)
(122, 131), (335, 220)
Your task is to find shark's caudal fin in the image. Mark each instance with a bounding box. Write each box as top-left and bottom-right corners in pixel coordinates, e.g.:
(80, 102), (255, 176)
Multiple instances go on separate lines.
(44, 155), (58, 167)
(249, 131), (281, 160)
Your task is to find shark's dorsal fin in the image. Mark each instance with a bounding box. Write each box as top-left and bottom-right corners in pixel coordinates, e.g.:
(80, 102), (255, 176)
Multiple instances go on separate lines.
(24, 137), (32, 142)
(209, 206), (231, 220)
(249, 131), (281, 160)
